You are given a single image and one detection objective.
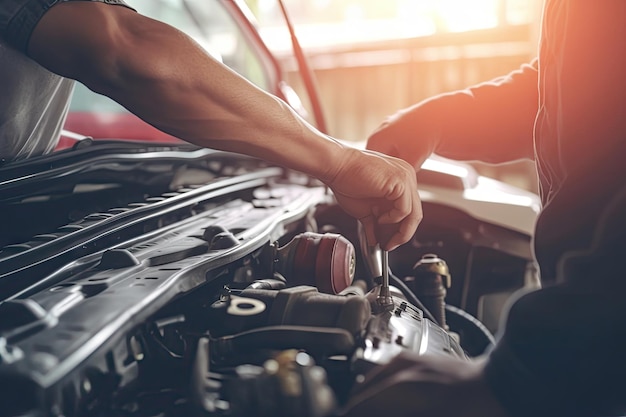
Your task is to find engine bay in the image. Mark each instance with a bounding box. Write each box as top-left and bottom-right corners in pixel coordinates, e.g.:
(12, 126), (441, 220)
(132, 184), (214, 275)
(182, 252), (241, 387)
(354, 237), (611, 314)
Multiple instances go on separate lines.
(0, 142), (536, 416)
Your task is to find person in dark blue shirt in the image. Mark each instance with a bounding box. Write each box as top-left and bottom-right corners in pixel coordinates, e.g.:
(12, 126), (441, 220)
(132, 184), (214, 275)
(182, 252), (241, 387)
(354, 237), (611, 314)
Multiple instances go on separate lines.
(345, 2), (626, 416)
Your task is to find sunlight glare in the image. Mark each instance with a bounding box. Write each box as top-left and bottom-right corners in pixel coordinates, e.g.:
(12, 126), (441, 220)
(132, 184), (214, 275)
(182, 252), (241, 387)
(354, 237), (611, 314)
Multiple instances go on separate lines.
(436, 0), (499, 32)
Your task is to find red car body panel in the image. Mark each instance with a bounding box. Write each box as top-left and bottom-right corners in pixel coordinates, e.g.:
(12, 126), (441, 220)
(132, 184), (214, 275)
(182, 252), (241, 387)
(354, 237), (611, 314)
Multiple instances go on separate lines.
(59, 112), (182, 150)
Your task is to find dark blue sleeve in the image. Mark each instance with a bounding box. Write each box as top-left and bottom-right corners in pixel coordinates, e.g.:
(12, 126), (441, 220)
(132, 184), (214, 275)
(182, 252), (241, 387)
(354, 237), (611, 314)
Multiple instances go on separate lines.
(484, 183), (626, 417)
(0, 0), (134, 53)
(483, 1), (626, 414)
(433, 60), (538, 163)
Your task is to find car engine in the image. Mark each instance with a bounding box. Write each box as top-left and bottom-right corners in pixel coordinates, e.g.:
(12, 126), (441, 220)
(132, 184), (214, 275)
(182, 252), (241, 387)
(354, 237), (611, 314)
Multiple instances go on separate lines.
(0, 142), (533, 417)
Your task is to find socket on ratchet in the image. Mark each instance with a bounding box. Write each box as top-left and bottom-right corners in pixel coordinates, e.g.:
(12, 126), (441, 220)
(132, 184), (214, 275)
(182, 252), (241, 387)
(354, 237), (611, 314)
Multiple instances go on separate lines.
(375, 222), (395, 310)
(376, 248), (394, 309)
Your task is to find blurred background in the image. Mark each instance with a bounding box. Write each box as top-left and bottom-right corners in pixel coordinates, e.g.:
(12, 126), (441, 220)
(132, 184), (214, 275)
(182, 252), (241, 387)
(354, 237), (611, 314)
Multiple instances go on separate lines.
(245, 0), (543, 193)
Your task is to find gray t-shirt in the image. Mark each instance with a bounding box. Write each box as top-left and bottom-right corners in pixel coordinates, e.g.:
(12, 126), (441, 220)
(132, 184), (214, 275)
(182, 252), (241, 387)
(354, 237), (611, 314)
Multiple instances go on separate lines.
(0, 43), (74, 161)
(0, 0), (132, 162)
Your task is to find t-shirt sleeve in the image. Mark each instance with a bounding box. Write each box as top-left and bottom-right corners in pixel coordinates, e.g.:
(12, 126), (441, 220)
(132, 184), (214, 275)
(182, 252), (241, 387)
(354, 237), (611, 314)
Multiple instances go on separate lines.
(0, 0), (135, 53)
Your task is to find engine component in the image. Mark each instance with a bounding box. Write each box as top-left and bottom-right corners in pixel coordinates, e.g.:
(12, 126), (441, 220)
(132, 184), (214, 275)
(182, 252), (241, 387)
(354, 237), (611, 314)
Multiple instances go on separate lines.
(355, 287), (466, 373)
(404, 253), (451, 328)
(207, 285), (370, 359)
(197, 280), (467, 417)
(193, 340), (336, 417)
(206, 280), (466, 377)
(273, 233), (355, 294)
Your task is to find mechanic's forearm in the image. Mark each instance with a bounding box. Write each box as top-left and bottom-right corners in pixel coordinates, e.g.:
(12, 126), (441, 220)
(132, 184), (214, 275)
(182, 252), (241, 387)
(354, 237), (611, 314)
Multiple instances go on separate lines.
(103, 51), (346, 183)
(28, 2), (346, 183)
(98, 31), (345, 182)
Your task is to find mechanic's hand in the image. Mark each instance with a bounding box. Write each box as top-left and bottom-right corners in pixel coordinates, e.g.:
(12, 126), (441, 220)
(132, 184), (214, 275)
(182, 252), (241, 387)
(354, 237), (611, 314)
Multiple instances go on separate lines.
(366, 106), (439, 170)
(324, 147), (421, 251)
(341, 353), (511, 417)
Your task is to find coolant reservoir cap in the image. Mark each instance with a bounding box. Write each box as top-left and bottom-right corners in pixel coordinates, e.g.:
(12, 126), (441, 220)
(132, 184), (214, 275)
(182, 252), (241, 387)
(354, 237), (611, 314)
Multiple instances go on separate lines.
(315, 233), (356, 294)
(286, 232), (356, 294)
(412, 253), (451, 288)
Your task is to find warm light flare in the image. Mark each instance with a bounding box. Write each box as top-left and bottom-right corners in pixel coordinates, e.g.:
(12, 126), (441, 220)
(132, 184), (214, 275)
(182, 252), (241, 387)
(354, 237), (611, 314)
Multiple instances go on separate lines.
(435, 0), (499, 32)
(249, 0), (525, 52)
